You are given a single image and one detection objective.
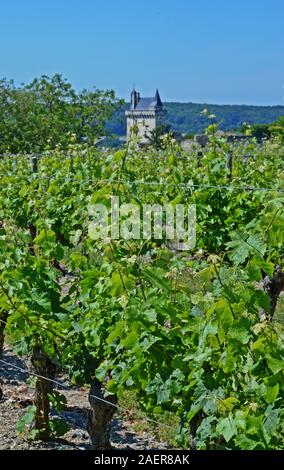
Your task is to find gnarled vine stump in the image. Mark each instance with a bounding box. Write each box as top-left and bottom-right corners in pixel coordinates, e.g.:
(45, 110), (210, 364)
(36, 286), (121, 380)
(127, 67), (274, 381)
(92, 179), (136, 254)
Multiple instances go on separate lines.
(87, 378), (117, 449)
(31, 346), (56, 440)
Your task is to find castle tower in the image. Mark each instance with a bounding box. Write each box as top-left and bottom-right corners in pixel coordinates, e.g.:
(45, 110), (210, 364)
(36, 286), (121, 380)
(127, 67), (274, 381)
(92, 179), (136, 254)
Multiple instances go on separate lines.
(125, 88), (163, 143)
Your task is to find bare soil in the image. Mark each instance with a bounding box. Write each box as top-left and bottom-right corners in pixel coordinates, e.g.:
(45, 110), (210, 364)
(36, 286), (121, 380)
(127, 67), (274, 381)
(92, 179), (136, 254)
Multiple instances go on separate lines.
(0, 347), (169, 450)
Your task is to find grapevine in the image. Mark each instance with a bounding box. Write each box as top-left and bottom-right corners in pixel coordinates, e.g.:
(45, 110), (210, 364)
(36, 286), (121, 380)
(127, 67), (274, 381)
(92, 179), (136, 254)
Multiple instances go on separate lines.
(1, 132), (284, 449)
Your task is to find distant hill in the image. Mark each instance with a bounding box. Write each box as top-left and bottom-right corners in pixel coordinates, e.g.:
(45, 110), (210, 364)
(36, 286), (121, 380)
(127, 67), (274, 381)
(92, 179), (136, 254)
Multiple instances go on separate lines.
(107, 102), (284, 135)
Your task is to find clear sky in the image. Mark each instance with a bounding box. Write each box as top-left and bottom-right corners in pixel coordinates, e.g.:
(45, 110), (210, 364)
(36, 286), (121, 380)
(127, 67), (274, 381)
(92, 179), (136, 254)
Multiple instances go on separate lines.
(0, 0), (283, 105)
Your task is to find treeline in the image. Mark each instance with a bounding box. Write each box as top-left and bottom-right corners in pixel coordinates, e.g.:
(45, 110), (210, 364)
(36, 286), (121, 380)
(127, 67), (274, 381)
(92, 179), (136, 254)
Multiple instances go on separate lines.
(107, 102), (284, 135)
(1, 74), (283, 154)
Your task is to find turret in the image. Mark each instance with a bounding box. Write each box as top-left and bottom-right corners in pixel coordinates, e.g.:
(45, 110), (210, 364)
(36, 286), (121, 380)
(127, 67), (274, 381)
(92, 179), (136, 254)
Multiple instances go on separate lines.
(154, 89), (162, 108)
(131, 88), (140, 109)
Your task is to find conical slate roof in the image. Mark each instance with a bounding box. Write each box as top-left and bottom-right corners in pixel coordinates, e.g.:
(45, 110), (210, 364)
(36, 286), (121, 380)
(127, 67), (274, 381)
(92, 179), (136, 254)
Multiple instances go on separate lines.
(132, 89), (163, 111)
(154, 89), (162, 107)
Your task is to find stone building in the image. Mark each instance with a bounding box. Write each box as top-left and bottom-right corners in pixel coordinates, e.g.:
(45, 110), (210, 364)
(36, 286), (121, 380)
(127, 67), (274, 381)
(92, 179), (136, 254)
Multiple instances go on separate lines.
(125, 88), (163, 143)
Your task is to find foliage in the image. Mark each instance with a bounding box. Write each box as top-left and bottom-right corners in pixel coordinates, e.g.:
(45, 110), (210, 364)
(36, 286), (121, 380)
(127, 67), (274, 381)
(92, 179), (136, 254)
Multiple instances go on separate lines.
(242, 116), (284, 142)
(0, 75), (123, 153)
(270, 116), (284, 143)
(0, 131), (284, 448)
(244, 124), (271, 139)
(107, 102), (284, 135)
(144, 124), (172, 149)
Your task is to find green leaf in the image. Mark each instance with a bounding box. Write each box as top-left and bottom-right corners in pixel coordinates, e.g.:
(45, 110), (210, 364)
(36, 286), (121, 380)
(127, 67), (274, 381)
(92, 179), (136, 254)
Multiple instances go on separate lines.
(216, 416), (236, 442)
(16, 405), (37, 434)
(228, 318), (252, 345)
(217, 397), (239, 414)
(246, 234), (266, 257)
(227, 233), (266, 265)
(251, 256), (274, 277)
(142, 308), (157, 323)
(262, 407), (280, 444)
(50, 417), (70, 437)
(34, 229), (56, 245)
(227, 233), (250, 264)
(267, 356), (284, 374)
(235, 434), (259, 450)
(143, 268), (171, 292)
(263, 384), (279, 404)
(48, 391), (67, 412)
(106, 320), (125, 344)
(110, 272), (136, 296)
(122, 330), (139, 349)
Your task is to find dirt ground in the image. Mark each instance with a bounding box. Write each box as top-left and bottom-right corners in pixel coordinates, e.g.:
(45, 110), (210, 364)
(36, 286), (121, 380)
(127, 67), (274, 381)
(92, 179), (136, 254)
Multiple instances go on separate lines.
(0, 347), (169, 450)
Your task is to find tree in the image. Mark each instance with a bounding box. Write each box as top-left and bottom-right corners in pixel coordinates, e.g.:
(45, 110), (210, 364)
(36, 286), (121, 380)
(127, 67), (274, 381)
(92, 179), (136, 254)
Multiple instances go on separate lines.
(145, 124), (172, 149)
(0, 74), (123, 153)
(248, 123), (271, 140)
(270, 116), (284, 143)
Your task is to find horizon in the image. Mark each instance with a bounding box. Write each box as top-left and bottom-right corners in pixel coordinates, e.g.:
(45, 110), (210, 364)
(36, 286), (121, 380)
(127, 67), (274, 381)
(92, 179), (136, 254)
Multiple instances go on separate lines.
(125, 95), (284, 108)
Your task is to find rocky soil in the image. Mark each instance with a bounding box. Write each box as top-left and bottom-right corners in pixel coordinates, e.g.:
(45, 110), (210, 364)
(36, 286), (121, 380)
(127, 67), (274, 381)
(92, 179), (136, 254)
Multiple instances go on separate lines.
(0, 347), (169, 450)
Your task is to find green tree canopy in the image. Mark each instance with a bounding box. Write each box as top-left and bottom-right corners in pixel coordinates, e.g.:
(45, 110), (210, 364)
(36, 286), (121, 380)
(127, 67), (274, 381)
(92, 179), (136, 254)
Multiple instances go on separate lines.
(0, 74), (123, 153)
(270, 116), (284, 142)
(145, 124), (173, 149)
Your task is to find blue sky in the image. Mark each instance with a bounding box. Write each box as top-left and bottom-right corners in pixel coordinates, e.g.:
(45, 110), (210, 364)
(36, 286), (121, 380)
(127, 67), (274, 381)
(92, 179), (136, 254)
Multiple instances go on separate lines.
(0, 0), (283, 105)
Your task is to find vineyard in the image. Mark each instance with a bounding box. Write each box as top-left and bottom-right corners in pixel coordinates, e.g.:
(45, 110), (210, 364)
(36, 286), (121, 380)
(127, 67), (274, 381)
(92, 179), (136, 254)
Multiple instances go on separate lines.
(1, 127), (284, 450)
